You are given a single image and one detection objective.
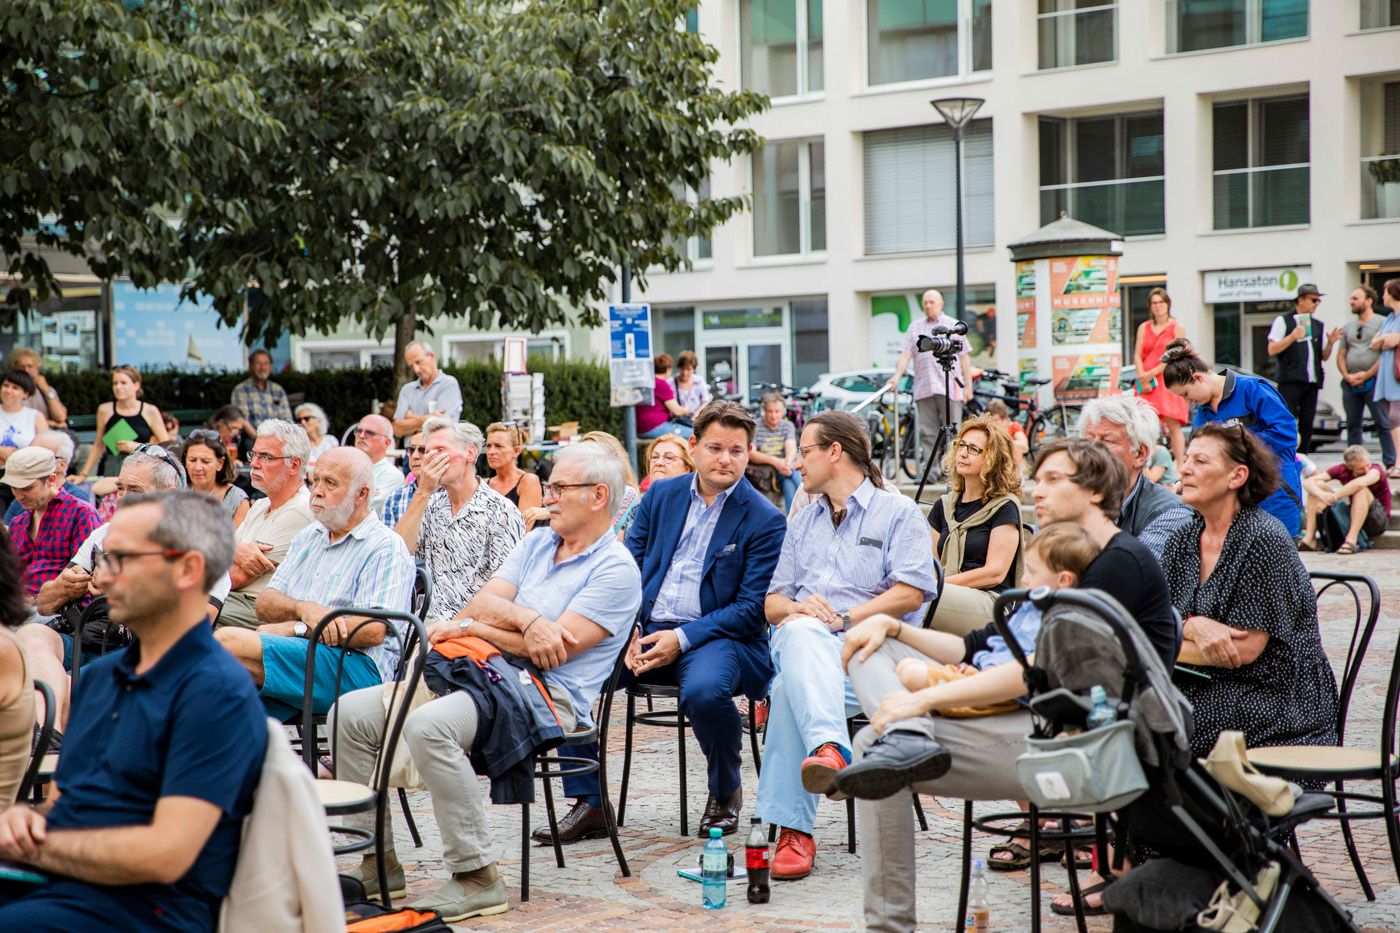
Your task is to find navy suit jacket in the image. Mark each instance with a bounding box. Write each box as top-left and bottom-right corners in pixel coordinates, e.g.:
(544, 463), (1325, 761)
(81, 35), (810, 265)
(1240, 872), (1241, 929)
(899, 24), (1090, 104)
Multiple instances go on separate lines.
(624, 474), (786, 698)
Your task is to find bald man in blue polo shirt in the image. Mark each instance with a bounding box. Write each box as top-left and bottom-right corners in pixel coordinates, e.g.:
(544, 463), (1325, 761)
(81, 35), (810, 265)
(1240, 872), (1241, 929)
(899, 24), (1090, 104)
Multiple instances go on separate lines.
(0, 492), (265, 931)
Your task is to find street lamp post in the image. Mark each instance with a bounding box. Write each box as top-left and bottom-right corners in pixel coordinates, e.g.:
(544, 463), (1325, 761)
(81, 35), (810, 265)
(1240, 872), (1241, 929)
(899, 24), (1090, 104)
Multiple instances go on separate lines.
(930, 97), (985, 324)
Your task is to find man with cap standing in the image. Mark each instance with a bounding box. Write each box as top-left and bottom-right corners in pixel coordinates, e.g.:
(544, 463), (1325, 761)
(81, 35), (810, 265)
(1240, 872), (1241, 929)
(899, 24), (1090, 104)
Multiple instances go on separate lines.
(3, 448), (100, 596)
(1267, 283), (1342, 453)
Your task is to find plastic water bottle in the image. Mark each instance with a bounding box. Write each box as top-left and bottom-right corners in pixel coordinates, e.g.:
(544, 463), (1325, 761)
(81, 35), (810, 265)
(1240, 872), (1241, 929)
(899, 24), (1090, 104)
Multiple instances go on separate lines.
(745, 817), (771, 904)
(702, 827), (727, 910)
(1086, 685), (1115, 730)
(965, 858), (990, 931)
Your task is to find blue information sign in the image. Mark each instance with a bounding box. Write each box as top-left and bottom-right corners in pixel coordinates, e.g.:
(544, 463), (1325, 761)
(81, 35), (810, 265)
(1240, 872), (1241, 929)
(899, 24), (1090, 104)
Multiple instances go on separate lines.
(609, 303), (652, 361)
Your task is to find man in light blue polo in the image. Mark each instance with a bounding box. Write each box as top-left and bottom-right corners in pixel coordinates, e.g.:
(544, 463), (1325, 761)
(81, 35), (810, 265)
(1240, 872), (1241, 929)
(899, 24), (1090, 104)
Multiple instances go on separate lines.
(330, 443), (640, 921)
(392, 341), (463, 442)
(754, 411), (937, 882)
(214, 446), (414, 720)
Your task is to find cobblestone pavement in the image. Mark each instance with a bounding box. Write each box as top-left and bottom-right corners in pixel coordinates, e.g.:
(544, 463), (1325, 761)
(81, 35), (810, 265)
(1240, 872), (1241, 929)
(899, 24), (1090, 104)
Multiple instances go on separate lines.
(340, 546), (1400, 931)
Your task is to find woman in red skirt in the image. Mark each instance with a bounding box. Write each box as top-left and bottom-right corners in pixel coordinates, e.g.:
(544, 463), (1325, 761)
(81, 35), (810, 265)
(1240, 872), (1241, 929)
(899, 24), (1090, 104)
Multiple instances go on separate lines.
(1133, 287), (1189, 468)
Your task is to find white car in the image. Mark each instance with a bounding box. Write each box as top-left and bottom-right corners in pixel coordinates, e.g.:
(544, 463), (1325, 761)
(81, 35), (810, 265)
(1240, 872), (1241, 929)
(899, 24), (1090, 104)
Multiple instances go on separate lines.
(808, 368), (911, 411)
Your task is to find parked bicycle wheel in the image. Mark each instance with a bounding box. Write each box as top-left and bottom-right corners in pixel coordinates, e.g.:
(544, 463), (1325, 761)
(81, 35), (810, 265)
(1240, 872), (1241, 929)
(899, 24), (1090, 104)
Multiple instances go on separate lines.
(1029, 404), (1081, 453)
(899, 418), (921, 480)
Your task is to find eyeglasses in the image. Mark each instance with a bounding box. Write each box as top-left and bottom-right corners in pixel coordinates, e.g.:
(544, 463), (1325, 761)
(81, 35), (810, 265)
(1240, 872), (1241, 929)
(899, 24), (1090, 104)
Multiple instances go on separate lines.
(957, 440), (985, 456)
(700, 443), (747, 460)
(797, 442), (831, 457)
(405, 445), (426, 456)
(96, 548), (189, 575)
(650, 452), (683, 464)
(541, 481), (599, 499)
(357, 429), (388, 440)
(248, 450), (292, 464)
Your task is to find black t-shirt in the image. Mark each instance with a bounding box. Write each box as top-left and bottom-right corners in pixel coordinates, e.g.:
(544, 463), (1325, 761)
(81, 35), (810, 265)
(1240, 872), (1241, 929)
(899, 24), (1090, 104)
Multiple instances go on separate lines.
(962, 531), (1180, 669)
(930, 497), (1022, 592)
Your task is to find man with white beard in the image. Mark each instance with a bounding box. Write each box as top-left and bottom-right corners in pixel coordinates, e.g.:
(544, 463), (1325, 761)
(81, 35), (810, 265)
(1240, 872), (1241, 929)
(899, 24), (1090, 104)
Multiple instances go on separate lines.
(214, 446), (415, 720)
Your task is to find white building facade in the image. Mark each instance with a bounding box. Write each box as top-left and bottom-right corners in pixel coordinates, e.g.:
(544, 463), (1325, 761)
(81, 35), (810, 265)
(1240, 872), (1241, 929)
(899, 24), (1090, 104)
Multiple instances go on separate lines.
(622, 0), (1400, 409)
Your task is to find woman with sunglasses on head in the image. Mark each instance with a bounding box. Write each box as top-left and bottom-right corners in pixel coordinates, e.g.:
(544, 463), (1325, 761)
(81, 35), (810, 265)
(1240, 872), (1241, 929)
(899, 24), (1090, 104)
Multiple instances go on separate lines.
(181, 431), (250, 525)
(293, 402), (338, 468)
(640, 434), (695, 493)
(70, 365), (169, 485)
(483, 422), (542, 520)
(1161, 337), (1303, 536)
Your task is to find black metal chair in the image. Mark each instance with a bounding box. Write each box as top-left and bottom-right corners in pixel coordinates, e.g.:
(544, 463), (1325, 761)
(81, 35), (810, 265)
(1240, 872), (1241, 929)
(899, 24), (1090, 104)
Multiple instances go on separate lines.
(68, 596), (120, 686)
(520, 636), (633, 901)
(19, 680), (57, 803)
(302, 607), (428, 909)
(1248, 571), (1393, 901)
(392, 561), (434, 849)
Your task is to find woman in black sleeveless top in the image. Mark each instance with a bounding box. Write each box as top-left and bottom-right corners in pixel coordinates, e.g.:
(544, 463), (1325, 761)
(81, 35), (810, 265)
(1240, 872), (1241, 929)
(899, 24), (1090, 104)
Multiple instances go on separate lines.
(71, 366), (169, 482)
(484, 422), (541, 518)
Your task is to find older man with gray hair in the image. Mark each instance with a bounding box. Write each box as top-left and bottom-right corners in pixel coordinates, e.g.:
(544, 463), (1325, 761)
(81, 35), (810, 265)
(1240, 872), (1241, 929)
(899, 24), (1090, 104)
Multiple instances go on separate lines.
(355, 412), (405, 514)
(1077, 394), (1192, 559)
(331, 443), (641, 921)
(392, 340), (463, 440)
(216, 419), (316, 630)
(215, 446), (414, 720)
(396, 418), (524, 621)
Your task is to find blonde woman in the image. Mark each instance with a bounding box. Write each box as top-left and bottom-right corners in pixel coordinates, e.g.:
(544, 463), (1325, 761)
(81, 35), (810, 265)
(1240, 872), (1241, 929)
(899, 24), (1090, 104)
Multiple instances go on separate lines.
(484, 422), (543, 519)
(928, 416), (1024, 636)
(71, 365), (169, 482)
(640, 434), (695, 493)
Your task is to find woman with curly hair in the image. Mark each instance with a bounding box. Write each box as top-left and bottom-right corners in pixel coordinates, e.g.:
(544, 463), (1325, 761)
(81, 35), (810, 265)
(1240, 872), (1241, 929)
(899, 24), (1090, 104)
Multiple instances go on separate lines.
(928, 416), (1025, 636)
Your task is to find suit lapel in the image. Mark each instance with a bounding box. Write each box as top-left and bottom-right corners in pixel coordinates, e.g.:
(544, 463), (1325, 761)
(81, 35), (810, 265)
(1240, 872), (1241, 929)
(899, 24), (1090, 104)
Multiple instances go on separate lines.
(701, 482), (747, 578)
(656, 481), (688, 571)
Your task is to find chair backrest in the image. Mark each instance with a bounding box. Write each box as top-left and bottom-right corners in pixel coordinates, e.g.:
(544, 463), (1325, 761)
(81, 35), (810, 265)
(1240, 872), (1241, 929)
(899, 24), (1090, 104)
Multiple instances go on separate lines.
(594, 622), (639, 750)
(68, 596), (115, 688)
(16, 680), (55, 803)
(1309, 571), (1382, 743)
(917, 557), (946, 629)
(411, 559), (433, 625)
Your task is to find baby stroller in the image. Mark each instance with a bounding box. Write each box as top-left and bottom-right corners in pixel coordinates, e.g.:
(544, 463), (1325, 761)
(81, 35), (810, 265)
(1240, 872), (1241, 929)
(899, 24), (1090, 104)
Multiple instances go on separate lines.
(990, 586), (1357, 933)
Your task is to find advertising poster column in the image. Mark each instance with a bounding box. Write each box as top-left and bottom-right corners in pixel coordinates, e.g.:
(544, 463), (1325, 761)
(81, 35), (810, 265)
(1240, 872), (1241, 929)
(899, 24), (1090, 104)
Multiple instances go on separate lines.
(1047, 255), (1121, 401)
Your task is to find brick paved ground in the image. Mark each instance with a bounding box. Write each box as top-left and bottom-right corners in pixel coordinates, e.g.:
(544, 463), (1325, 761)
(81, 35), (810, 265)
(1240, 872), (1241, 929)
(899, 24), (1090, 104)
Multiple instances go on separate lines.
(339, 544), (1400, 931)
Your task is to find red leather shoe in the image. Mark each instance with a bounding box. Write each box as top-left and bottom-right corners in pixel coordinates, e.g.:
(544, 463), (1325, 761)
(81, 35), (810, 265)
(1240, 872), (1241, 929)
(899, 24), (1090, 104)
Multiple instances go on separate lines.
(800, 742), (847, 796)
(772, 827), (816, 880)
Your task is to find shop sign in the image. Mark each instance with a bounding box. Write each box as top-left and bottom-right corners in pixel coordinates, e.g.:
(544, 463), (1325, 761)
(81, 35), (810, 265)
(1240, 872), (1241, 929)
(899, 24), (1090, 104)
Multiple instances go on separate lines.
(1203, 266), (1311, 303)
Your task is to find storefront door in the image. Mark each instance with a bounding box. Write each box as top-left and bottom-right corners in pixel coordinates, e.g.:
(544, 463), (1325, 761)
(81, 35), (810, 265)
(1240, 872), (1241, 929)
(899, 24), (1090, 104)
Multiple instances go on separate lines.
(1242, 312), (1279, 378)
(701, 331), (789, 403)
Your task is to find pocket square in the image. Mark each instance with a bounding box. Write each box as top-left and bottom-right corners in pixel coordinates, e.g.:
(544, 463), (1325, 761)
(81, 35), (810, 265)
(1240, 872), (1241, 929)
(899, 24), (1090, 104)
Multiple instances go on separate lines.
(717, 543), (738, 556)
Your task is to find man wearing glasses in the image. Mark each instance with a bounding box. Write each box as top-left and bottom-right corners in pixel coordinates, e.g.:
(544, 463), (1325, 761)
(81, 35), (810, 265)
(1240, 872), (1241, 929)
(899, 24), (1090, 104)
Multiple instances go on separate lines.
(1266, 283), (1341, 454)
(0, 491), (265, 932)
(354, 413), (405, 515)
(381, 431), (426, 529)
(216, 420), (315, 630)
(543, 401), (786, 843)
(330, 443), (638, 920)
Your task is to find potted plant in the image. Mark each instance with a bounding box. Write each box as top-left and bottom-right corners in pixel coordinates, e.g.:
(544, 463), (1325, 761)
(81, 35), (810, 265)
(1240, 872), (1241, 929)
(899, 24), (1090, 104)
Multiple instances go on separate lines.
(1369, 151), (1400, 218)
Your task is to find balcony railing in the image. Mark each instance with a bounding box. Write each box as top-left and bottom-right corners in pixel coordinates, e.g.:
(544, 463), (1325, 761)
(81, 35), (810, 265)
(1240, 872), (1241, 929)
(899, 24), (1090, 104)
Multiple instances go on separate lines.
(1039, 177), (1164, 237)
(1362, 155), (1400, 220)
(1211, 164), (1309, 229)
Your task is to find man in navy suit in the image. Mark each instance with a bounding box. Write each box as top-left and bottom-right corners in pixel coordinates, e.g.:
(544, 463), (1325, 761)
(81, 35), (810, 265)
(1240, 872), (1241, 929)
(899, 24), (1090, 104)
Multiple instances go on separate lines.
(535, 400), (787, 841)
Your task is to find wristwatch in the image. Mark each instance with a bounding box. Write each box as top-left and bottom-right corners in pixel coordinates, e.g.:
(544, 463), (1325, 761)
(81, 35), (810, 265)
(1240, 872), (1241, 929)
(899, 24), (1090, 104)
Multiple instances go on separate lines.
(293, 621), (308, 638)
(457, 618), (474, 634)
(839, 610), (852, 630)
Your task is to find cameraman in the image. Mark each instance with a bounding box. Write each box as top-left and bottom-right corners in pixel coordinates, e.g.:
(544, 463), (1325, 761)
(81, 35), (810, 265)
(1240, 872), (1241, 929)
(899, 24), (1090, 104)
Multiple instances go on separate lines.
(887, 289), (973, 480)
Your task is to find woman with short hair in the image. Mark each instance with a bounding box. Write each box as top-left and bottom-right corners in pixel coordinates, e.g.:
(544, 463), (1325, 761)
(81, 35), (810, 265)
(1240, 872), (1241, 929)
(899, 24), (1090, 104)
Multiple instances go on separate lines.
(673, 349), (711, 414)
(294, 402), (338, 467)
(641, 434), (695, 493)
(182, 431), (250, 525)
(0, 371), (46, 465)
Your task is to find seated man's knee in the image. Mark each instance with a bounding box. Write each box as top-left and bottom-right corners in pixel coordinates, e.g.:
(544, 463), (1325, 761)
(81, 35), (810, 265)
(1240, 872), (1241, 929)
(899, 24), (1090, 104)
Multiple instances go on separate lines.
(678, 674), (736, 718)
(772, 615), (828, 649)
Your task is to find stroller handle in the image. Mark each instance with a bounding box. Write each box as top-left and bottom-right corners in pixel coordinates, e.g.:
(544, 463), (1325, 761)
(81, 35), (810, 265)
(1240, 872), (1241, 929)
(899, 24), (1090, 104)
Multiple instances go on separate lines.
(992, 586), (1150, 696)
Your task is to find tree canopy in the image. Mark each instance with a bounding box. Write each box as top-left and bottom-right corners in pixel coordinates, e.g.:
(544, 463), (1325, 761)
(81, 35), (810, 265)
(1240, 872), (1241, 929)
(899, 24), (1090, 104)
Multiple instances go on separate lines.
(3, 0), (766, 371)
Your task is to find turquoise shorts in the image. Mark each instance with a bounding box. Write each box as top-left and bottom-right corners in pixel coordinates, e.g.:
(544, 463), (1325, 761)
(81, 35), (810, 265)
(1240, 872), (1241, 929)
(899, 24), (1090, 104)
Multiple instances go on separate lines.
(258, 634), (381, 722)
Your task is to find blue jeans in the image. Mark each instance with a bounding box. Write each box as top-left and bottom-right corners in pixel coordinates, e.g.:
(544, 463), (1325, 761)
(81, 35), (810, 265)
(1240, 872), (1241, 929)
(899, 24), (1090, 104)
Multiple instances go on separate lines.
(778, 472), (801, 512)
(753, 617), (860, 835)
(1342, 382), (1395, 466)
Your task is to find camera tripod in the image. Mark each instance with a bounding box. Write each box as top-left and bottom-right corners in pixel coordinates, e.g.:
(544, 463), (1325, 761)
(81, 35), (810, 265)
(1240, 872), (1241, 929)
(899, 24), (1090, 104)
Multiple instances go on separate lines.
(912, 351), (964, 504)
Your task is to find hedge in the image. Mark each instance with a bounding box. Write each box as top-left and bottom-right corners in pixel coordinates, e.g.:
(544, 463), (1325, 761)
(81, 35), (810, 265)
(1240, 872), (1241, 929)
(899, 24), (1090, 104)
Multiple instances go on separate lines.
(50, 358), (623, 440)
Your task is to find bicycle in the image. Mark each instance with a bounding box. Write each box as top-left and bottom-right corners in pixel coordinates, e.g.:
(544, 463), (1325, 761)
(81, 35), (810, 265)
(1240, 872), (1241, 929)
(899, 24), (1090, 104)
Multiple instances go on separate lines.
(965, 368), (1082, 454)
(862, 388), (920, 481)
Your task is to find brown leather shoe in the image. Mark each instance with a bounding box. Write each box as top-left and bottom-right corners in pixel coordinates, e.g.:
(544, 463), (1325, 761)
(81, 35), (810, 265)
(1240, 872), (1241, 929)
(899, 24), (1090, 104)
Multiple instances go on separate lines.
(531, 800), (608, 845)
(697, 787), (742, 837)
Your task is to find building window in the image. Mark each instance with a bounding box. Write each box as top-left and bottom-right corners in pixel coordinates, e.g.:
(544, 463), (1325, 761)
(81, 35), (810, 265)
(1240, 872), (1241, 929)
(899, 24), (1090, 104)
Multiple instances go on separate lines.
(1037, 0), (1116, 70)
(1362, 82), (1400, 220)
(867, 0), (991, 86)
(1361, 0), (1400, 29)
(1039, 111), (1164, 236)
(740, 0), (823, 99)
(1168, 0), (1307, 53)
(790, 298), (830, 388)
(656, 306), (698, 362)
(753, 139), (826, 257)
(1212, 95), (1309, 230)
(685, 6), (699, 32)
(666, 178), (714, 265)
(863, 120), (993, 255)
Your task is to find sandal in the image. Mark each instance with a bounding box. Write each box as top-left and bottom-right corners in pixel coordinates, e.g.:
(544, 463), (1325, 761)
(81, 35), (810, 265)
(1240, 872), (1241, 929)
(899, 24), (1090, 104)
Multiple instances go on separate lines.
(1063, 845), (1094, 870)
(1388, 466), (1400, 480)
(1336, 542), (1358, 555)
(1297, 538), (1316, 552)
(1050, 877), (1114, 916)
(988, 822), (1060, 872)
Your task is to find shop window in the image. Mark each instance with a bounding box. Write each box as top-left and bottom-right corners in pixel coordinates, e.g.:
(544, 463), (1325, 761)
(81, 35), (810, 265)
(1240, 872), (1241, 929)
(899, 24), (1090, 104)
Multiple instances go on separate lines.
(740, 0), (823, 100)
(1212, 94), (1309, 230)
(866, 0), (992, 86)
(1037, 0), (1116, 70)
(753, 139), (826, 258)
(1040, 111), (1164, 236)
(1168, 0), (1307, 53)
(864, 119), (993, 254)
(657, 306), (698, 362)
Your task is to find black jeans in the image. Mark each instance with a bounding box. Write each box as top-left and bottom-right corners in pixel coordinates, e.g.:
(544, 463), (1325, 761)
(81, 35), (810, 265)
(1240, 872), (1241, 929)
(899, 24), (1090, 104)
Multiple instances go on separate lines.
(1277, 381), (1318, 453)
(1341, 382), (1395, 466)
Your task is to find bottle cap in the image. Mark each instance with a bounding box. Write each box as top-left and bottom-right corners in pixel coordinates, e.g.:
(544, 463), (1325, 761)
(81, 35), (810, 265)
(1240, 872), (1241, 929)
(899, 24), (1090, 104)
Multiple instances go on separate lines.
(972, 858), (986, 870)
(751, 817), (761, 825)
(710, 827), (722, 838)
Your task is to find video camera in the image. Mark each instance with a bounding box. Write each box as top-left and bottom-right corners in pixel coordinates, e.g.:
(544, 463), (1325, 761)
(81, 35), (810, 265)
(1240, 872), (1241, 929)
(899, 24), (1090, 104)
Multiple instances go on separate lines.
(915, 320), (968, 360)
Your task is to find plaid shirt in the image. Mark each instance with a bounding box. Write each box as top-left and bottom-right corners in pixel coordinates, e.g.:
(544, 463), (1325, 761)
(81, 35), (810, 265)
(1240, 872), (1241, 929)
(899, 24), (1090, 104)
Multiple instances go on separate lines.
(230, 378), (292, 426)
(381, 479), (417, 528)
(8, 489), (102, 595)
(900, 316), (970, 401)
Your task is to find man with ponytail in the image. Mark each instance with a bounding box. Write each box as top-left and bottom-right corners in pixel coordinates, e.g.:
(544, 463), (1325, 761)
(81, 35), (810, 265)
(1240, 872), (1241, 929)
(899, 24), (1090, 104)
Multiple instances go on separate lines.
(753, 411), (937, 882)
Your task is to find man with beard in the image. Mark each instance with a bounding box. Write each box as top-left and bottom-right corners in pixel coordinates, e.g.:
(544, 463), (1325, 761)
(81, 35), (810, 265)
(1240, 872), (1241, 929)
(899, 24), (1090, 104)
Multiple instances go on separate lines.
(215, 446), (415, 720)
(0, 492), (265, 931)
